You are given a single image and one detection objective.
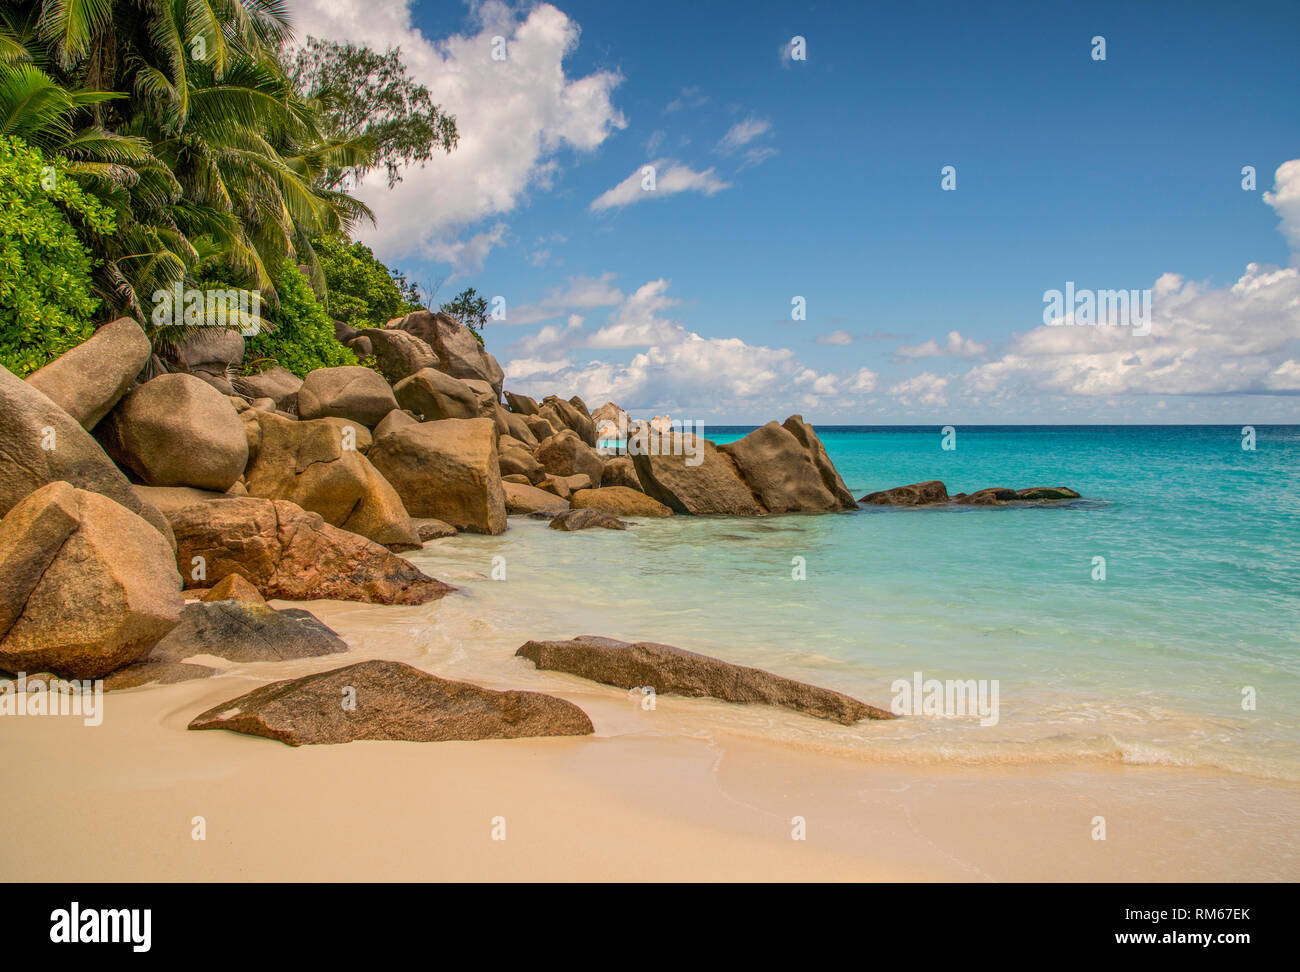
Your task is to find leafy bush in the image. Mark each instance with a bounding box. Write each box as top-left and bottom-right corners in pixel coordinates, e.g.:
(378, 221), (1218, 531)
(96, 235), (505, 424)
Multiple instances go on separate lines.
(0, 136), (112, 377)
(243, 259), (356, 377)
(316, 235), (422, 330)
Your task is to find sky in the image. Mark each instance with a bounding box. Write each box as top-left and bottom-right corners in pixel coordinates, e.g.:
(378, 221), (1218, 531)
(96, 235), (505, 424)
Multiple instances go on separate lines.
(288, 0), (1300, 424)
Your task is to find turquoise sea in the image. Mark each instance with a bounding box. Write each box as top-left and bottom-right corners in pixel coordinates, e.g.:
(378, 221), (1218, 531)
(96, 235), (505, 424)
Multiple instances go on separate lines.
(415, 425), (1300, 782)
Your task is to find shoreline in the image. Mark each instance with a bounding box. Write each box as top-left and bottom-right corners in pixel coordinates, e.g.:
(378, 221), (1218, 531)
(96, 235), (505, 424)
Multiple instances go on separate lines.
(4, 588), (1297, 883)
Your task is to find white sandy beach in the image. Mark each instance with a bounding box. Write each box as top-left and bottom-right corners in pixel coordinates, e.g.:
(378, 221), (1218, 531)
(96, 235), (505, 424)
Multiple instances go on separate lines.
(3, 595), (1298, 883)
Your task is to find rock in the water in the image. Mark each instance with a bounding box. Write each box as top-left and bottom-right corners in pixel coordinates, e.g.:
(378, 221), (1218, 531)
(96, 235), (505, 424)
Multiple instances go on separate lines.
(0, 365), (172, 539)
(150, 600), (347, 663)
(168, 497), (452, 604)
(392, 367), (480, 421)
(234, 366), (302, 412)
(860, 480), (950, 506)
(505, 481), (570, 515)
(187, 659), (594, 746)
(367, 418), (506, 535)
(242, 411), (419, 549)
(570, 486), (672, 518)
(548, 508), (627, 531)
(412, 518), (458, 541)
(0, 482), (183, 678)
(296, 366), (398, 427)
(389, 311), (505, 398)
(720, 420), (851, 513)
(360, 328), (438, 383)
(98, 373), (248, 491)
(24, 317), (151, 430)
(782, 415), (857, 507)
(536, 429), (605, 484)
(517, 636), (895, 725)
(1016, 487), (1082, 501)
(200, 573), (264, 604)
(954, 487), (1020, 506)
(632, 430), (764, 516)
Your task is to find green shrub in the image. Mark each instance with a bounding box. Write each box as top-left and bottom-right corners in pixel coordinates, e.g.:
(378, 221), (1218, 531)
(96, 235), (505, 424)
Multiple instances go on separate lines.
(0, 136), (112, 377)
(243, 259), (356, 377)
(315, 235), (422, 330)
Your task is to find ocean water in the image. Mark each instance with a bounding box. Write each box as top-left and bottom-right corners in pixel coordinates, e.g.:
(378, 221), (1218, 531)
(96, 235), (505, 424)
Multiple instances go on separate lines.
(410, 425), (1300, 782)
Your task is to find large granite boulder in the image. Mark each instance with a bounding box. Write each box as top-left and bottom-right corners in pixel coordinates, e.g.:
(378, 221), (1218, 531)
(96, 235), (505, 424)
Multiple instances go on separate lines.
(175, 327), (244, 394)
(500, 410), (539, 447)
(360, 328), (438, 383)
(536, 429), (605, 484)
(24, 317), (151, 430)
(499, 446), (545, 484)
(168, 497), (452, 604)
(782, 415), (857, 507)
(504, 481), (570, 515)
(631, 431), (763, 516)
(297, 366), (397, 427)
(570, 487), (671, 518)
(0, 365), (172, 539)
(539, 396), (596, 447)
(148, 600), (347, 663)
(517, 636), (895, 725)
(388, 310), (505, 398)
(242, 411), (419, 549)
(0, 482), (183, 678)
(372, 408), (420, 441)
(98, 373), (248, 491)
(600, 456), (643, 491)
(590, 401), (629, 443)
(392, 367), (479, 421)
(367, 418), (506, 535)
(860, 480), (950, 506)
(720, 420), (852, 514)
(504, 391), (540, 415)
(234, 366), (302, 412)
(188, 660), (594, 746)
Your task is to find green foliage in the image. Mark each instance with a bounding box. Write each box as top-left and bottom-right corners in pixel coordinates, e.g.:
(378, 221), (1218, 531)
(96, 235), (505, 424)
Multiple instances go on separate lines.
(291, 38), (459, 190)
(440, 287), (488, 343)
(241, 260), (356, 378)
(0, 135), (111, 376)
(316, 234), (422, 329)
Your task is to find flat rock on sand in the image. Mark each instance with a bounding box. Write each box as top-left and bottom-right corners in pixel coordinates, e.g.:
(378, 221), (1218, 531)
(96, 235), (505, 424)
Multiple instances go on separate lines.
(517, 636), (895, 725)
(188, 660), (594, 746)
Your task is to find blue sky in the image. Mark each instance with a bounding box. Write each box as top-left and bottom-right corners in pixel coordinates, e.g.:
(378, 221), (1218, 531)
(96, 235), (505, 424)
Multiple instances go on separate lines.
(292, 0), (1300, 424)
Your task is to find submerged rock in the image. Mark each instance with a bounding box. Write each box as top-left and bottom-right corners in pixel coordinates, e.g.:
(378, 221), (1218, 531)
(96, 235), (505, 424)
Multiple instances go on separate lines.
(188, 659), (594, 746)
(569, 487), (671, 518)
(516, 636), (895, 725)
(547, 508), (627, 531)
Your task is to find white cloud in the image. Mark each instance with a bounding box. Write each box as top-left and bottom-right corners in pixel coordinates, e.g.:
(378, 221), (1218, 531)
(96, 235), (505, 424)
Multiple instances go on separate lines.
(288, 0), (626, 261)
(589, 159), (731, 212)
(509, 272), (624, 325)
(816, 329), (854, 346)
(848, 367), (878, 393)
(422, 222), (508, 277)
(888, 372), (950, 408)
(896, 330), (989, 359)
(1263, 159), (1300, 262)
(717, 115), (770, 153)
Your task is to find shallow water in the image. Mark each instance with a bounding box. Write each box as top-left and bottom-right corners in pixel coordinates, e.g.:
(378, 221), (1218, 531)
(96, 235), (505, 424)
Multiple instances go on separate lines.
(408, 425), (1300, 783)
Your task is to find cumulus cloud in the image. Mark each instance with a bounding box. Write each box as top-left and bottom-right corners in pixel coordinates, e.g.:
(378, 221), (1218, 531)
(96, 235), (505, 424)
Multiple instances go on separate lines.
(1263, 159), (1300, 262)
(848, 367), (878, 393)
(288, 0), (626, 261)
(895, 330), (989, 360)
(589, 159), (731, 211)
(509, 272), (624, 325)
(888, 372), (950, 408)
